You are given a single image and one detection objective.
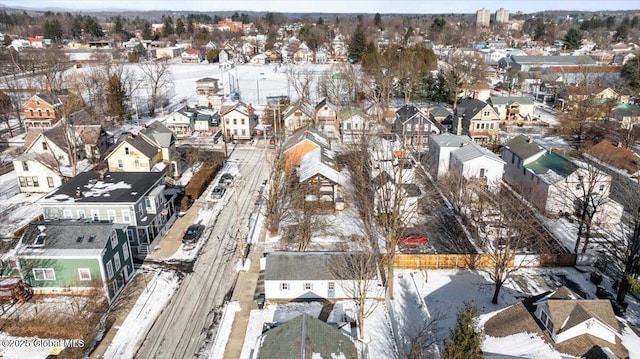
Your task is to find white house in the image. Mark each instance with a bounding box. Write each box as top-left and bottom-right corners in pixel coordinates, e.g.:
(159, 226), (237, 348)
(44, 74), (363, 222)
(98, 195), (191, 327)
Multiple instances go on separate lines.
(220, 101), (258, 140)
(340, 108), (371, 144)
(264, 252), (382, 301)
(164, 108), (196, 138)
(449, 141), (506, 189)
(533, 286), (620, 345)
(488, 96), (536, 122)
(428, 133), (473, 180)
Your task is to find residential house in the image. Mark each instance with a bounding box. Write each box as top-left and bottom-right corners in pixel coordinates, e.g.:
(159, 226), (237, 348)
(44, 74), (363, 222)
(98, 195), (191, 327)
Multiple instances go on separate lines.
(453, 98), (501, 145)
(612, 103), (640, 130)
(557, 85), (621, 114)
(393, 104), (445, 147)
(489, 96), (536, 123)
(499, 55), (596, 72)
(282, 101), (313, 136)
(194, 109), (220, 133)
(282, 126), (330, 169)
(468, 81), (491, 101)
(502, 135), (622, 223)
(165, 108), (196, 138)
(249, 53), (268, 65)
(220, 101), (258, 141)
(546, 65), (622, 86)
(38, 171), (176, 257)
(27, 36), (44, 48)
(483, 286), (628, 359)
(264, 251), (381, 301)
(369, 136), (415, 185)
(256, 313), (358, 359)
(22, 92), (63, 129)
(66, 109), (111, 161)
(585, 140), (640, 215)
(449, 140), (506, 190)
(340, 108), (371, 144)
(314, 98), (339, 136)
(195, 77), (219, 96)
(16, 221), (134, 303)
(181, 48), (203, 63)
(315, 46), (329, 64)
(428, 106), (453, 131)
(293, 42), (314, 64)
(218, 50), (232, 64)
(105, 121), (180, 177)
(428, 133), (473, 180)
(13, 122), (92, 193)
(298, 146), (342, 212)
(372, 170), (422, 223)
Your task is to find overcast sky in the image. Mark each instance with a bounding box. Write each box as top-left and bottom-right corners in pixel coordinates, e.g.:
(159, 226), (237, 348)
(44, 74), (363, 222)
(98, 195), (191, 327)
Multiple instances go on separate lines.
(1, 0), (639, 14)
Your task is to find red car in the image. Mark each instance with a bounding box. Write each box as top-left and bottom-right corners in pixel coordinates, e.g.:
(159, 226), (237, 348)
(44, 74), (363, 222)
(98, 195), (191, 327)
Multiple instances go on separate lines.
(399, 233), (428, 245)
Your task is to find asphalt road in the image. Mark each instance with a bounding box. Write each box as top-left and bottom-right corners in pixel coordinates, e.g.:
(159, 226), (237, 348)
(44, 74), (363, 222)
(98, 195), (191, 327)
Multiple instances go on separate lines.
(134, 145), (270, 359)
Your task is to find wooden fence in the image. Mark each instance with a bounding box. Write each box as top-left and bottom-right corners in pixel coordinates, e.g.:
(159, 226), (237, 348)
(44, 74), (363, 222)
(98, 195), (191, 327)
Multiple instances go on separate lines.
(393, 253), (576, 269)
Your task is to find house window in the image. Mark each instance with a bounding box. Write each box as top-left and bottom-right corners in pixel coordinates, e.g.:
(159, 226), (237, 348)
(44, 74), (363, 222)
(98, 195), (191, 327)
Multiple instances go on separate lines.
(45, 109), (50, 117)
(22, 161), (29, 171)
(77, 210), (85, 218)
(122, 210), (131, 223)
(346, 123), (351, 130)
(483, 111), (490, 117)
(233, 129), (238, 135)
(47, 177), (54, 188)
(511, 156), (514, 164)
(328, 282), (335, 290)
(576, 184), (583, 190)
(233, 118), (237, 125)
(78, 268), (91, 281)
(31, 177), (39, 187)
(107, 210), (116, 222)
(134, 159), (139, 168)
(18, 177), (26, 187)
(63, 209), (72, 219)
(106, 261), (113, 279)
(280, 283), (289, 290)
(42, 142), (48, 150)
(33, 268), (55, 281)
(117, 159), (123, 169)
(304, 283), (313, 291)
(110, 231), (118, 249)
(241, 129), (246, 136)
(127, 229), (135, 244)
(91, 210), (100, 221)
(241, 118), (245, 125)
(38, 109), (42, 117)
(599, 184), (605, 192)
(123, 242), (130, 261)
(29, 109), (34, 117)
(114, 254), (121, 271)
(225, 119), (229, 125)
(137, 203), (143, 216)
(124, 147), (129, 155)
(479, 168), (486, 178)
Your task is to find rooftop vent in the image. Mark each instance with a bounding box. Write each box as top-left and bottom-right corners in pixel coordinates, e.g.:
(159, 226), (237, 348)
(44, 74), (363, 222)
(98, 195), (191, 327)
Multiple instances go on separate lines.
(75, 186), (82, 197)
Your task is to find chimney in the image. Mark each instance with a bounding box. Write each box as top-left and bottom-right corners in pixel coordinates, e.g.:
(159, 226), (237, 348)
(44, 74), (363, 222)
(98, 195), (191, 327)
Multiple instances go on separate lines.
(75, 186), (82, 197)
(527, 138), (533, 143)
(617, 142), (623, 148)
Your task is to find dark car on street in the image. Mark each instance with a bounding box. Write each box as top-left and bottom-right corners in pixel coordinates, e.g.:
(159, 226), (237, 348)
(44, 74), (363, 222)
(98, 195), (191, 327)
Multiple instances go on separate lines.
(182, 224), (205, 245)
(219, 173), (234, 186)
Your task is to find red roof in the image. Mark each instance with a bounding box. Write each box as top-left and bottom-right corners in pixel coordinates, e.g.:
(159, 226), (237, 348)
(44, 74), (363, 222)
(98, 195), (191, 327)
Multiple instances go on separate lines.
(550, 65), (622, 74)
(184, 49), (200, 55)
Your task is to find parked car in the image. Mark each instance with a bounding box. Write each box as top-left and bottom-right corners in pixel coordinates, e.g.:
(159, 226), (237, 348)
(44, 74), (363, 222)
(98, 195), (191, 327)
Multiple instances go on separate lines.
(219, 173), (234, 186)
(399, 233), (428, 245)
(211, 185), (225, 200)
(182, 224), (205, 244)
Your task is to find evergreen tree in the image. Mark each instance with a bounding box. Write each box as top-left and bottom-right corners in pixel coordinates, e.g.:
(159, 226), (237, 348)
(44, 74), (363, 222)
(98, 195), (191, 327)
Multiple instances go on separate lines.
(374, 13), (383, 30)
(175, 18), (185, 36)
(70, 16), (83, 39)
(142, 21), (153, 40)
(533, 18), (545, 41)
(430, 17), (446, 33)
(3, 34), (11, 46)
(83, 16), (104, 38)
(348, 23), (367, 63)
(161, 16), (174, 37)
(563, 28), (583, 50)
(206, 49), (221, 63)
(442, 302), (483, 359)
(622, 55), (640, 90)
(614, 23), (629, 42)
(107, 74), (129, 123)
(113, 16), (124, 34)
(43, 19), (63, 42)
(317, 16), (324, 26)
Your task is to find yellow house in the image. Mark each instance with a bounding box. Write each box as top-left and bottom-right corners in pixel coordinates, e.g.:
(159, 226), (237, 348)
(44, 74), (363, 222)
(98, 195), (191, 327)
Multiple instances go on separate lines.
(105, 135), (162, 173)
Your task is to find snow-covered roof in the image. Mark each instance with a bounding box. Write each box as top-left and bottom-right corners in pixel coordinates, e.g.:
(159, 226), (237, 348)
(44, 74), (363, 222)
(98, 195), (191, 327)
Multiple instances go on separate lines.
(451, 141), (505, 164)
(298, 146), (339, 183)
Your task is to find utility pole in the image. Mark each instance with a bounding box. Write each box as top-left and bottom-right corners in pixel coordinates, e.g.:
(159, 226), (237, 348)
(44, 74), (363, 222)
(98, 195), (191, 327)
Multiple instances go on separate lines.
(233, 179), (245, 266)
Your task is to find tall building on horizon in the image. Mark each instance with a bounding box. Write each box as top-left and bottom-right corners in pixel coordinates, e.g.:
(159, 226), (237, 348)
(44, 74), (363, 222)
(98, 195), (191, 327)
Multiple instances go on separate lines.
(495, 8), (510, 24)
(476, 8), (490, 27)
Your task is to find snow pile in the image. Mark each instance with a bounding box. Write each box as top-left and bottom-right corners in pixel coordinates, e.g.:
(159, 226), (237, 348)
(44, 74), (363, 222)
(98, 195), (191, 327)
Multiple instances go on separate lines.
(209, 300), (241, 359)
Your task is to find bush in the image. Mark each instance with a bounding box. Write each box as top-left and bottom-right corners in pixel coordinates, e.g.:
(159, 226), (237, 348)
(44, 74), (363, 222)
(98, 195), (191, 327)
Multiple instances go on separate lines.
(184, 152), (224, 200)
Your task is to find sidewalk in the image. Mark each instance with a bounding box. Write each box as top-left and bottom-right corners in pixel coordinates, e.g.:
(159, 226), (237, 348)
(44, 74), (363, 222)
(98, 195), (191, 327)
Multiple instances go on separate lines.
(147, 199), (204, 260)
(223, 242), (264, 359)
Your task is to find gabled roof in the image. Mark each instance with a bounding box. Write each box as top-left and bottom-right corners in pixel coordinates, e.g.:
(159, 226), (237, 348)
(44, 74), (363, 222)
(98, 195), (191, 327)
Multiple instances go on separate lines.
(120, 135), (160, 159)
(140, 121), (174, 149)
(282, 101), (313, 119)
(66, 109), (94, 125)
(510, 55), (596, 66)
(396, 104), (424, 122)
(195, 77), (218, 83)
(19, 220), (120, 253)
(455, 98), (497, 120)
(298, 146), (339, 183)
(314, 98), (336, 112)
(429, 133), (472, 148)
(451, 141), (505, 164)
(41, 171), (164, 204)
(76, 125), (103, 146)
(503, 135), (546, 160)
(24, 92), (62, 108)
(23, 128), (47, 149)
(339, 107), (367, 121)
(489, 96), (535, 106)
(282, 126), (330, 153)
(429, 106), (452, 118)
(220, 101), (253, 116)
(265, 252), (363, 281)
(547, 299), (620, 335)
(28, 123), (77, 153)
(258, 313), (357, 359)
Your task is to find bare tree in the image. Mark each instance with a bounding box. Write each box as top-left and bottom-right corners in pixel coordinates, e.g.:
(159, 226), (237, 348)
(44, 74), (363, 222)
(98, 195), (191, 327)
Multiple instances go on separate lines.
(285, 66), (314, 107)
(139, 57), (174, 116)
(401, 313), (443, 359)
(470, 186), (550, 304)
(329, 252), (380, 340)
(444, 51), (485, 109)
(264, 155), (289, 235)
(26, 48), (70, 92)
(437, 166), (472, 216)
(34, 118), (82, 178)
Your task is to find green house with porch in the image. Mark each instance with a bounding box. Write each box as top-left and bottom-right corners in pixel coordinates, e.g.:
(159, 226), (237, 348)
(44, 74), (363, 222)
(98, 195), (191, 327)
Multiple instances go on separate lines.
(16, 220), (134, 303)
